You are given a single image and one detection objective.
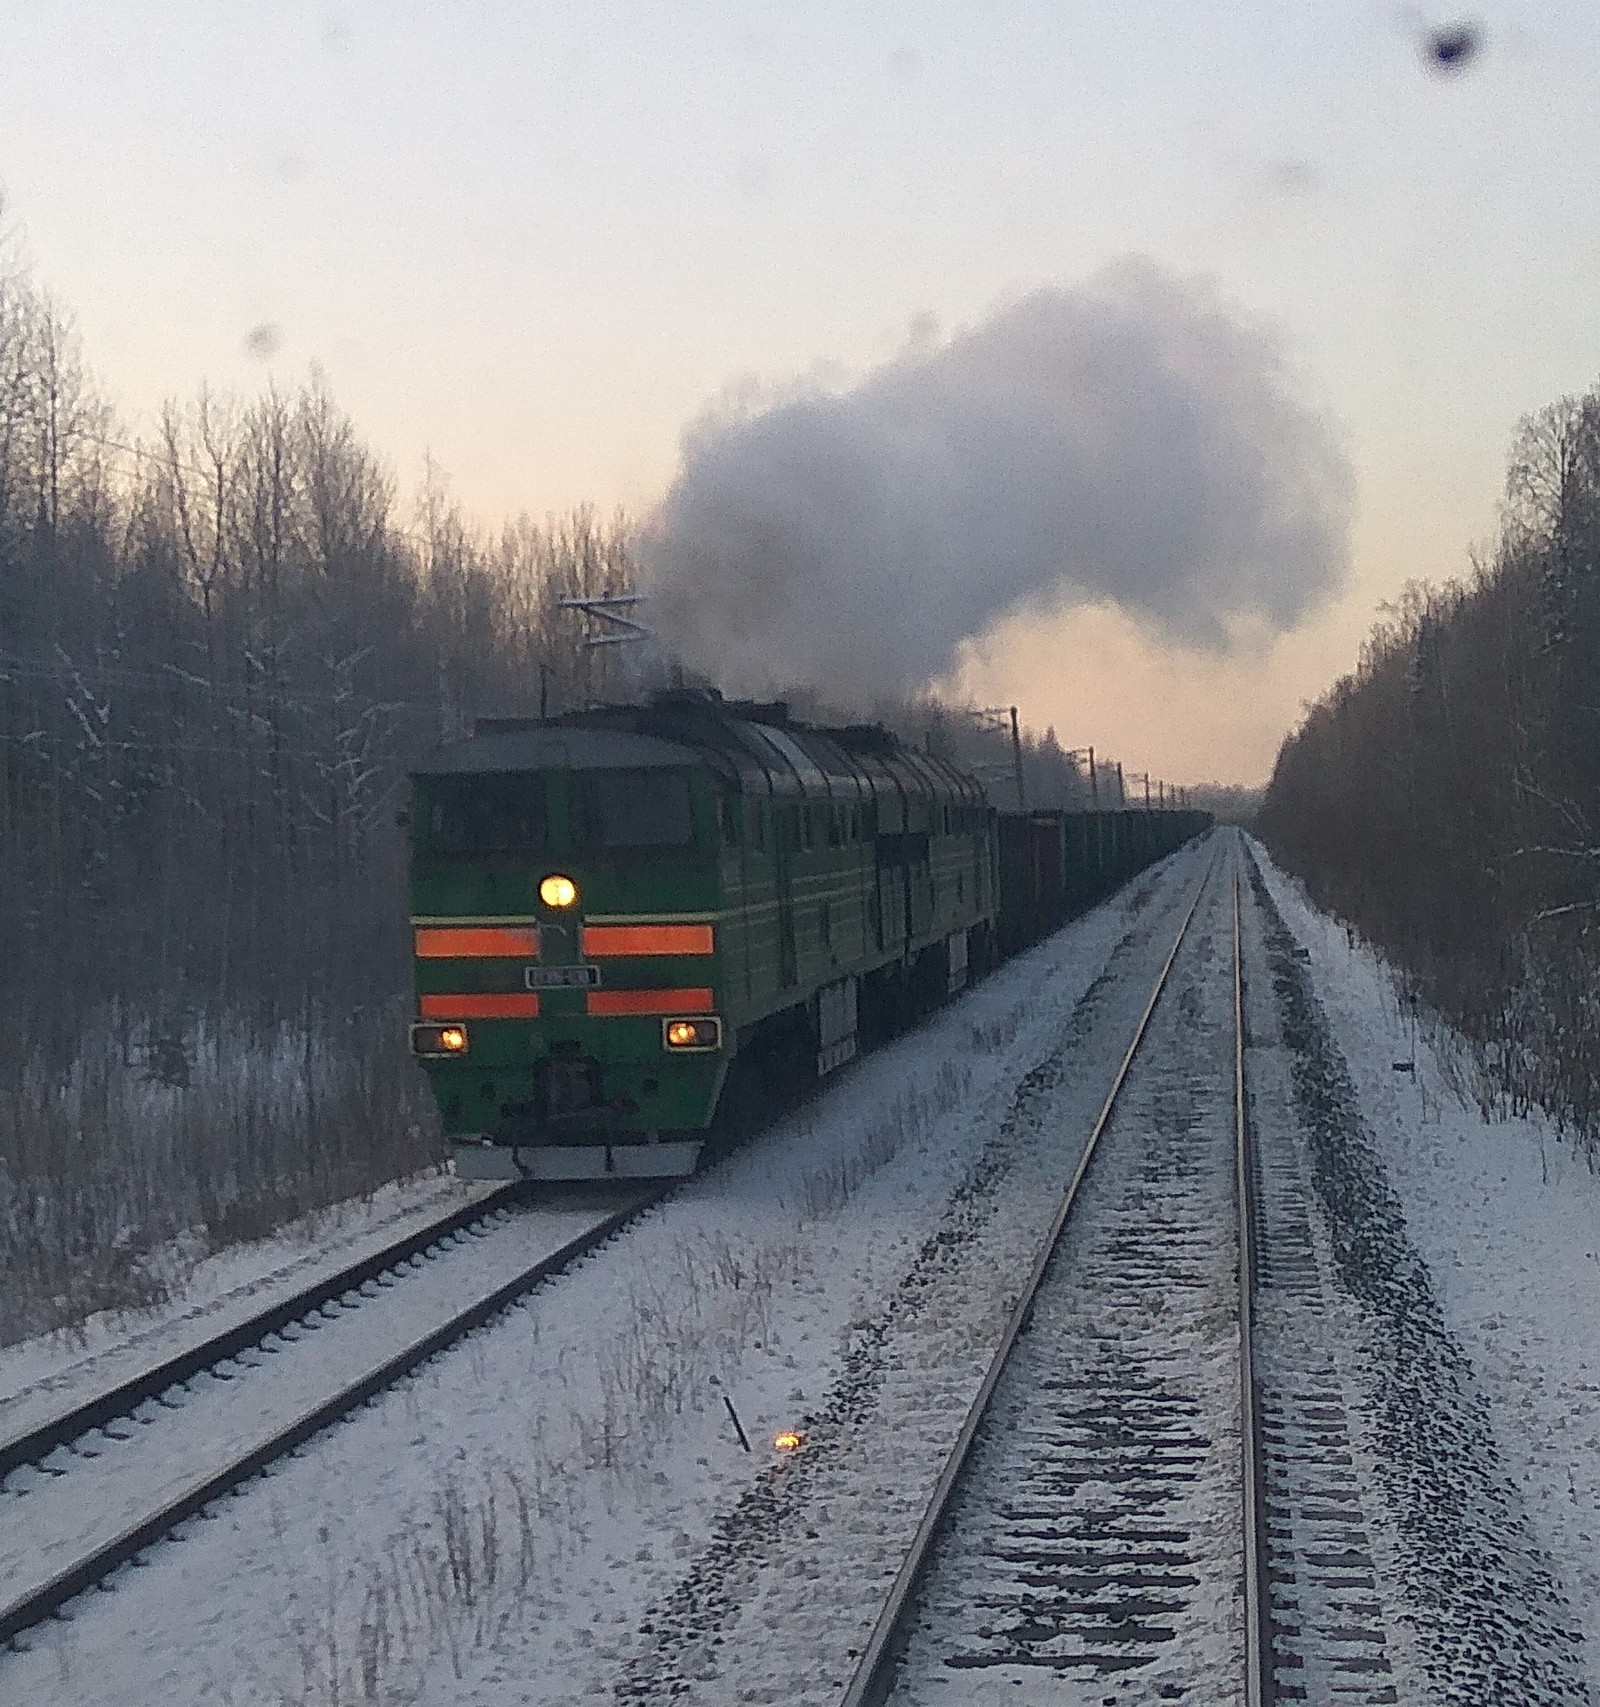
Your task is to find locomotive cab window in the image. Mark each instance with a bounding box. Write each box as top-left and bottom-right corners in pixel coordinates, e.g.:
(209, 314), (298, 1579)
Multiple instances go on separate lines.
(422, 773), (547, 858)
(579, 769), (695, 848)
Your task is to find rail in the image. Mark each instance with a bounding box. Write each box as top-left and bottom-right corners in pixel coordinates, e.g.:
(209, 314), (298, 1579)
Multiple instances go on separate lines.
(0, 1183), (668, 1646)
(838, 853), (1216, 1706)
(0, 1181), (523, 1484)
(1236, 854), (1274, 1706)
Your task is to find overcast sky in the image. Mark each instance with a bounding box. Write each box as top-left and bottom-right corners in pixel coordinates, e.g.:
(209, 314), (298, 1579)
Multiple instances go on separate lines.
(3, 1), (1596, 783)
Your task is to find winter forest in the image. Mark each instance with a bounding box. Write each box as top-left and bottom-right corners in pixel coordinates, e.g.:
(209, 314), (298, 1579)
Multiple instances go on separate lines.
(0, 250), (1108, 1339)
(1257, 384), (1600, 1157)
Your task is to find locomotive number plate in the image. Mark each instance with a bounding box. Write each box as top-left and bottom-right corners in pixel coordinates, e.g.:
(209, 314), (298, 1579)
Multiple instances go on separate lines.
(523, 965), (602, 990)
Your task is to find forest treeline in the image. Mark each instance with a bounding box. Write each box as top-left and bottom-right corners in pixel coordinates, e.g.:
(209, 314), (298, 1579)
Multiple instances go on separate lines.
(0, 244), (655, 1330)
(1257, 383), (1600, 1153)
(0, 246), (1122, 1334)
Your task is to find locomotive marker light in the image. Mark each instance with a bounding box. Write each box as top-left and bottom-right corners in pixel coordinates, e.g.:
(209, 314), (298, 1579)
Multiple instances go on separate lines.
(664, 1016), (722, 1051)
(539, 873), (579, 909)
(410, 1022), (469, 1057)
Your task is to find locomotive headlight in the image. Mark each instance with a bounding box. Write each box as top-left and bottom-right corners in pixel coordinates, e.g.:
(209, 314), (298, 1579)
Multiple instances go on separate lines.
(539, 873), (579, 909)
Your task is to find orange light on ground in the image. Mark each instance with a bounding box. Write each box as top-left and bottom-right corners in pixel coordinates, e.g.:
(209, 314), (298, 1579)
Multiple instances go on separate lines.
(773, 1430), (805, 1453)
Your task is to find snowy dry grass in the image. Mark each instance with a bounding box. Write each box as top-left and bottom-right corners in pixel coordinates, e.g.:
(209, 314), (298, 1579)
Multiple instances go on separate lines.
(273, 1061), (977, 1706)
(1258, 849), (1599, 1180)
(0, 1003), (442, 1346)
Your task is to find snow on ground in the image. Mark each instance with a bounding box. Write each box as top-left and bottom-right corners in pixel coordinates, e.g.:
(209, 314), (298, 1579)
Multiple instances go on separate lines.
(0, 1172), (500, 1445)
(1256, 844), (1600, 1692)
(3, 839), (1211, 1707)
(1, 1199), (620, 1619)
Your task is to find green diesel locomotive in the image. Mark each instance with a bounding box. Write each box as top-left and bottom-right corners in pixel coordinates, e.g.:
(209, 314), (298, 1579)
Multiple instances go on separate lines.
(408, 691), (994, 1179)
(407, 690), (1210, 1180)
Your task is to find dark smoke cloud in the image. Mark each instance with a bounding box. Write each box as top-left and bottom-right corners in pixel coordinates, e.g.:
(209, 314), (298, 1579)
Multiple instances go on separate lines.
(644, 259), (1353, 702)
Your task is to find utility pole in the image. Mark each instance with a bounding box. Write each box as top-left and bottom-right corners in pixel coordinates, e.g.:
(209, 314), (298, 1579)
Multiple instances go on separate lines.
(966, 706), (1027, 809)
(559, 591), (650, 709)
(1087, 745), (1098, 809)
(558, 592), (649, 645)
(1009, 706), (1026, 811)
(1116, 761), (1126, 807)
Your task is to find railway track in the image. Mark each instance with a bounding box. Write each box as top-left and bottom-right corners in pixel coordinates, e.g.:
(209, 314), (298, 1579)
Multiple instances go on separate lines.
(817, 835), (1579, 1706)
(833, 840), (1401, 1706)
(833, 848), (1242, 1704)
(1240, 855), (1404, 1706)
(823, 843), (1434, 1707)
(0, 1180), (525, 1484)
(0, 1178), (667, 1647)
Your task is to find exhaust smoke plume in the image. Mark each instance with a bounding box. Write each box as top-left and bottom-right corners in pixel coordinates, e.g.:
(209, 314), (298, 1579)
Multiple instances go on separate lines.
(644, 259), (1353, 702)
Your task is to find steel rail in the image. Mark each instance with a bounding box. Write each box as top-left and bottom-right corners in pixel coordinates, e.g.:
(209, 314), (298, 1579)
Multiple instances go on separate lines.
(1235, 850), (1274, 1707)
(0, 1184), (668, 1647)
(838, 851), (1217, 1707)
(0, 1182), (527, 1486)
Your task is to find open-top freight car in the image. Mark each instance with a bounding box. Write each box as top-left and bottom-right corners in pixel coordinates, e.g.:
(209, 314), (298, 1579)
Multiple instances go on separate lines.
(994, 807), (1212, 956)
(406, 689), (1210, 1181)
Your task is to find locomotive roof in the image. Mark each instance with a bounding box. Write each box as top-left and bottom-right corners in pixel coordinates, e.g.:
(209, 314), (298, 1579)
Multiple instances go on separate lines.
(415, 725), (699, 775)
(415, 693), (986, 807)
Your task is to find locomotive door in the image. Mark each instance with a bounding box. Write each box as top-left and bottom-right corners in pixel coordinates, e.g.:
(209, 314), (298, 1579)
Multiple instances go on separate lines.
(775, 803), (798, 987)
(905, 831), (933, 940)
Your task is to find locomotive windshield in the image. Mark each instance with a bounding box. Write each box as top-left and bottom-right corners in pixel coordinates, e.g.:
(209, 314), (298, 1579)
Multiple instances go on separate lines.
(579, 769), (694, 848)
(422, 773), (548, 858)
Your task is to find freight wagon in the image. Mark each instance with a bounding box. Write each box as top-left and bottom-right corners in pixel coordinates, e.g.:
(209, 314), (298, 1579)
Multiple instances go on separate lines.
(995, 807), (1212, 956)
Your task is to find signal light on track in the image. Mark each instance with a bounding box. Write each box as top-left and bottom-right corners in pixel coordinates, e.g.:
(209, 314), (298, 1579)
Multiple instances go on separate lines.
(539, 873), (579, 909)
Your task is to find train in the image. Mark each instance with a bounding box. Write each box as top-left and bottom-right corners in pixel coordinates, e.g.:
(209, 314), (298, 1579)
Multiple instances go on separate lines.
(405, 689), (1210, 1180)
